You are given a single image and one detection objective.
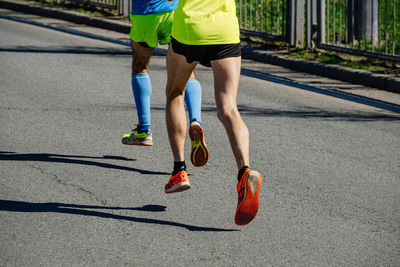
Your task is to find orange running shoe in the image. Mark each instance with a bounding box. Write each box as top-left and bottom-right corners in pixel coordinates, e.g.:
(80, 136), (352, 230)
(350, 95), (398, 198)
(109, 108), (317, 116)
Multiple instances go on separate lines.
(234, 169), (262, 226)
(189, 120), (209, 167)
(164, 170), (191, 194)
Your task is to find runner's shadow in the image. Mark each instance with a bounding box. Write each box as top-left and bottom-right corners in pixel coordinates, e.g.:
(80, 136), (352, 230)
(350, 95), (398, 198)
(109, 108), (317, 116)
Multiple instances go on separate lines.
(0, 45), (132, 55)
(0, 151), (169, 175)
(0, 200), (238, 232)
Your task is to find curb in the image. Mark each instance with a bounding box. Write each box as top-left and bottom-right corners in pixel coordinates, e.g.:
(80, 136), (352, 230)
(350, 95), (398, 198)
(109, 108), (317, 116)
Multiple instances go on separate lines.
(241, 48), (400, 94)
(1, 0), (399, 94)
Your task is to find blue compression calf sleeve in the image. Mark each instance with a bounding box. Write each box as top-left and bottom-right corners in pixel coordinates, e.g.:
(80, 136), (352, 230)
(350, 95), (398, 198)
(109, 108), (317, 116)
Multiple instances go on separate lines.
(184, 79), (202, 124)
(131, 73), (152, 131)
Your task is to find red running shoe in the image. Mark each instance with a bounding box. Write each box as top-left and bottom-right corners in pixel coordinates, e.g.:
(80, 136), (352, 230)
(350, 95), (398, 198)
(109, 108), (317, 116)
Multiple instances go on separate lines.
(189, 120), (209, 167)
(234, 169), (262, 225)
(165, 170), (191, 194)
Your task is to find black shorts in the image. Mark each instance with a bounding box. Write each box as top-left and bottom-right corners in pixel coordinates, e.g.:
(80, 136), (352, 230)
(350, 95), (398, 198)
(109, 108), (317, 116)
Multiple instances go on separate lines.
(138, 42), (151, 48)
(170, 37), (241, 67)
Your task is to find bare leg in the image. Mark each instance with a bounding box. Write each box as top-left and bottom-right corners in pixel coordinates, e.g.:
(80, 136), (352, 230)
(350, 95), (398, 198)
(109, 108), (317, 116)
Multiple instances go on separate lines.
(165, 45), (197, 161)
(130, 39), (154, 74)
(211, 57), (250, 169)
(188, 71), (196, 80)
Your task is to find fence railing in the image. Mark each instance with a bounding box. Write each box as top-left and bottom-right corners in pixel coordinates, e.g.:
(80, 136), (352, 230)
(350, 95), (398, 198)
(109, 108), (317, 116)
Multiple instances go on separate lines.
(55, 0), (400, 62)
(316, 0), (400, 62)
(237, 0), (287, 41)
(237, 0), (399, 62)
(58, 0), (119, 13)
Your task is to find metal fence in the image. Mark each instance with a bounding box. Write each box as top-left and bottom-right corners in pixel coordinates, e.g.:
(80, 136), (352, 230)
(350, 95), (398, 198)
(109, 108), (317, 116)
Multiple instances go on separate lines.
(237, 0), (287, 41)
(316, 0), (400, 61)
(237, 0), (399, 62)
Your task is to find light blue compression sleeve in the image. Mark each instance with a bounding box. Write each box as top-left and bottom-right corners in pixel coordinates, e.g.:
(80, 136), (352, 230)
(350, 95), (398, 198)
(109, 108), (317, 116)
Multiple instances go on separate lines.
(184, 78), (202, 124)
(131, 73), (152, 131)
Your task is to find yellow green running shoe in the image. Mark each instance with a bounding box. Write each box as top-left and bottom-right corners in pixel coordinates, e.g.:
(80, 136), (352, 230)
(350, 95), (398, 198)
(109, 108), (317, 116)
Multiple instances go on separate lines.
(122, 128), (153, 146)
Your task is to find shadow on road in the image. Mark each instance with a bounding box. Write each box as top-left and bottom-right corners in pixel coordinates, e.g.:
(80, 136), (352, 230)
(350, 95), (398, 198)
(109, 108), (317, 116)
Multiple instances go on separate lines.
(0, 151), (169, 175)
(201, 104), (400, 121)
(0, 46), (131, 55)
(144, 104), (400, 121)
(235, 105), (400, 121)
(0, 200), (238, 232)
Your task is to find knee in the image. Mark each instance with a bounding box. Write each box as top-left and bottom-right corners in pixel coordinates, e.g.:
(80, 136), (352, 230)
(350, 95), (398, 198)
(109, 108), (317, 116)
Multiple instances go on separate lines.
(132, 55), (149, 74)
(217, 106), (238, 123)
(166, 86), (185, 103)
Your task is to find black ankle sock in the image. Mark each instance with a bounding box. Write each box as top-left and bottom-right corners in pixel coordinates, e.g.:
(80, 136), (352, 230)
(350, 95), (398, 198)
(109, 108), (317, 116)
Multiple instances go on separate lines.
(137, 125), (150, 133)
(237, 166), (250, 181)
(173, 161), (186, 175)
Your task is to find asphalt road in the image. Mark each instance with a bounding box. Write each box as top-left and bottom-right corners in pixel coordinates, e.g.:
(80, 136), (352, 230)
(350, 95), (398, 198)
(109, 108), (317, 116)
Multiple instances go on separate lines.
(1, 15), (399, 266)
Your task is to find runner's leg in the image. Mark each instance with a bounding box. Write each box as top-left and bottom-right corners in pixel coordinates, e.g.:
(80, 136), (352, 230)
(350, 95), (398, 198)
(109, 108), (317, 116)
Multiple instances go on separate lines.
(211, 56), (250, 169)
(184, 73), (202, 124)
(131, 40), (155, 131)
(166, 45), (197, 162)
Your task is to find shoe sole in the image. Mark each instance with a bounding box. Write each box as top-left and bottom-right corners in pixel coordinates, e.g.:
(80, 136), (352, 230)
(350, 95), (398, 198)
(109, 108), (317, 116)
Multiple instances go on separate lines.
(189, 124), (209, 167)
(234, 171), (262, 226)
(165, 182), (191, 194)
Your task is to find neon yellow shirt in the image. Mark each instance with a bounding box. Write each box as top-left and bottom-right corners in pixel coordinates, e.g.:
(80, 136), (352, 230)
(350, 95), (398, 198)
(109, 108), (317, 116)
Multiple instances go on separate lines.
(172, 0), (240, 45)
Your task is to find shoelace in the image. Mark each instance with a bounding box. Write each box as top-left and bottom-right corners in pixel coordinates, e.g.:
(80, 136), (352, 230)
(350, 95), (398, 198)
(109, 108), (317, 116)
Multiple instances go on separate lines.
(238, 187), (245, 202)
(166, 173), (181, 187)
(237, 176), (247, 203)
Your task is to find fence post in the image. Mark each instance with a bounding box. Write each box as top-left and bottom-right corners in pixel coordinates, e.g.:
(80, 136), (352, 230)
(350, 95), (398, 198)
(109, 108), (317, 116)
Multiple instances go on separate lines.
(286, 0), (304, 47)
(317, 0), (325, 45)
(306, 0), (318, 48)
(117, 0), (122, 16)
(120, 0), (130, 16)
(306, 0), (311, 47)
(347, 0), (378, 45)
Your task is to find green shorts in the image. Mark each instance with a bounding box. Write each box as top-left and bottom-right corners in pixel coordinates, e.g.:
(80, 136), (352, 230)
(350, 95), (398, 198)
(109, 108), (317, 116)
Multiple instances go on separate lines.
(129, 11), (174, 48)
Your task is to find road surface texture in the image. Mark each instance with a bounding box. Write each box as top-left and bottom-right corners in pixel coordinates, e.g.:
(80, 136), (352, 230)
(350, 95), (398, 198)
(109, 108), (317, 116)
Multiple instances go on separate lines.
(1, 10), (399, 266)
